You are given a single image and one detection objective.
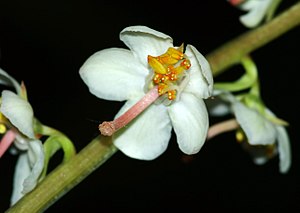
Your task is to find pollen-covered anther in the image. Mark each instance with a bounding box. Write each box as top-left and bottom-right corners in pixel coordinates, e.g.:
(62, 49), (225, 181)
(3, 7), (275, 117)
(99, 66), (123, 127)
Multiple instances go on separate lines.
(181, 59), (191, 70)
(153, 74), (163, 84)
(168, 90), (176, 100)
(158, 84), (168, 95)
(166, 71), (177, 81)
(148, 43), (191, 103)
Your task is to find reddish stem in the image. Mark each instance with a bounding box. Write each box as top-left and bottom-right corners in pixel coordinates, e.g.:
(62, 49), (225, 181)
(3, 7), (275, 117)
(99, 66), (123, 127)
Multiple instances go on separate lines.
(99, 86), (159, 136)
(0, 129), (16, 158)
(207, 118), (239, 140)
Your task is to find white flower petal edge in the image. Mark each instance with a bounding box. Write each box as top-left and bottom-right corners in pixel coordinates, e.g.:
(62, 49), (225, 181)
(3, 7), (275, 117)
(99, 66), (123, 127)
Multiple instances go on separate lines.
(0, 68), (21, 94)
(184, 45), (214, 99)
(239, 0), (273, 28)
(79, 48), (147, 101)
(232, 101), (277, 145)
(10, 153), (30, 205)
(276, 126), (291, 173)
(22, 140), (45, 193)
(10, 140), (44, 205)
(0, 90), (35, 138)
(113, 96), (172, 160)
(169, 93), (209, 154)
(120, 25), (174, 67)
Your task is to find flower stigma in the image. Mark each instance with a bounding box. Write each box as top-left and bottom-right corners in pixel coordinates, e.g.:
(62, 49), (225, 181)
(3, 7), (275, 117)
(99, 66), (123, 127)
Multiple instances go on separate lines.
(99, 44), (192, 136)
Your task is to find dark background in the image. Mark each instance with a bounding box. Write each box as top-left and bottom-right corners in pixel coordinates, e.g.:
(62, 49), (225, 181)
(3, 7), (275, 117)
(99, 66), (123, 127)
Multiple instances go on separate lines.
(0, 0), (299, 212)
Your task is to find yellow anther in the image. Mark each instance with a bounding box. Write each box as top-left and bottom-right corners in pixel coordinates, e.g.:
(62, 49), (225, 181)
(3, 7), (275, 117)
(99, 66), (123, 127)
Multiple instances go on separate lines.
(148, 55), (167, 74)
(166, 71), (177, 81)
(148, 43), (191, 104)
(180, 59), (191, 70)
(0, 124), (7, 134)
(167, 90), (176, 100)
(153, 74), (163, 84)
(236, 130), (244, 143)
(158, 84), (169, 95)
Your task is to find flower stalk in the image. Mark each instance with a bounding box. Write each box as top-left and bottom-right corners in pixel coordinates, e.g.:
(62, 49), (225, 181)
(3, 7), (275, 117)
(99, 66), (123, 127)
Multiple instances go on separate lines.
(5, 1), (300, 212)
(206, 1), (300, 76)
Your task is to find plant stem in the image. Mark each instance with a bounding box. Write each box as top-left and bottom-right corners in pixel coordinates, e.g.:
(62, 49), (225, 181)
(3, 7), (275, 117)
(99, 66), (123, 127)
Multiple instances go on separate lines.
(5, 1), (300, 212)
(206, 1), (300, 77)
(6, 136), (117, 213)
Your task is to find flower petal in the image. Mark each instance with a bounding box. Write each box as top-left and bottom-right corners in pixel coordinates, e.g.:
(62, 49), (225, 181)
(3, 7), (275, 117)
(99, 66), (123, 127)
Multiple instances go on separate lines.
(239, 0), (273, 28)
(22, 140), (44, 193)
(113, 96), (172, 160)
(184, 45), (213, 99)
(232, 101), (277, 145)
(79, 48), (147, 101)
(120, 25), (174, 67)
(168, 93), (209, 154)
(276, 126), (291, 173)
(0, 68), (21, 94)
(206, 91), (231, 116)
(10, 153), (30, 205)
(0, 90), (35, 138)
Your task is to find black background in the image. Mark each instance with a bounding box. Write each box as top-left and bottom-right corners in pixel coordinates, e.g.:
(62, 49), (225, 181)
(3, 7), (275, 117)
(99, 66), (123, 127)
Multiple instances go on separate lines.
(0, 0), (299, 212)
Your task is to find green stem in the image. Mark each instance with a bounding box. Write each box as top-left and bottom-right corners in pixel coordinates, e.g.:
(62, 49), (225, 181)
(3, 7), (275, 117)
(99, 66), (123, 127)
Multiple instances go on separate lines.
(5, 1), (300, 212)
(6, 136), (117, 213)
(206, 1), (300, 77)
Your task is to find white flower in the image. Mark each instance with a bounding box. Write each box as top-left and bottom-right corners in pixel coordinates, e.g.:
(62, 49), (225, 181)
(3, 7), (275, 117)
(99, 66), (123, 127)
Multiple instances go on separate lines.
(80, 25), (213, 160)
(228, 0), (275, 28)
(0, 68), (44, 205)
(210, 91), (291, 173)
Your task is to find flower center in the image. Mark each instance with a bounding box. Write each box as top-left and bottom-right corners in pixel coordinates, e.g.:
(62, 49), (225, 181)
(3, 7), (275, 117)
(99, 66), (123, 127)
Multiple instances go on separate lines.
(99, 44), (191, 136)
(146, 44), (191, 105)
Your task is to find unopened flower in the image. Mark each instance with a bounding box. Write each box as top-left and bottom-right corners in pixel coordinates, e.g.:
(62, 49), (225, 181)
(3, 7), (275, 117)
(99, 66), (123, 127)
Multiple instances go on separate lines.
(227, 0), (281, 28)
(0, 68), (45, 204)
(80, 25), (213, 160)
(209, 90), (291, 173)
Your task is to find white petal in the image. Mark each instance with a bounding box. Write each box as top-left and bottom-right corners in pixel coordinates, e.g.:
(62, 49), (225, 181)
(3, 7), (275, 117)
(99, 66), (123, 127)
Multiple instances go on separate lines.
(239, 0), (261, 11)
(276, 126), (291, 173)
(207, 100), (231, 116)
(14, 133), (30, 150)
(184, 45), (214, 99)
(0, 68), (21, 94)
(0, 90), (35, 138)
(168, 93), (209, 154)
(10, 153), (30, 205)
(253, 157), (268, 165)
(207, 90), (235, 116)
(79, 48), (147, 101)
(239, 0), (273, 28)
(113, 97), (172, 160)
(22, 140), (44, 193)
(232, 102), (277, 145)
(120, 25), (174, 67)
